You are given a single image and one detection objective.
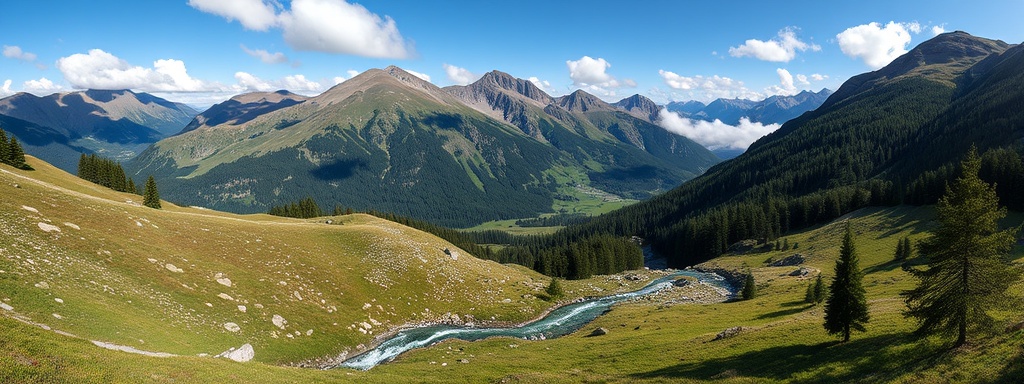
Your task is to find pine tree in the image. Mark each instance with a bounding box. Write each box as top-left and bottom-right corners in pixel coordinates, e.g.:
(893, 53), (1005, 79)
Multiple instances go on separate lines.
(127, 178), (138, 195)
(545, 278), (564, 300)
(741, 273), (757, 300)
(824, 224), (869, 342)
(143, 175), (161, 209)
(0, 129), (9, 164)
(903, 147), (1019, 347)
(805, 275), (826, 304)
(7, 136), (28, 169)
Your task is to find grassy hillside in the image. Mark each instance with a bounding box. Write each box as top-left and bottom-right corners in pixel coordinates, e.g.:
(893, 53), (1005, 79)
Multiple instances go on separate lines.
(1, 156), (664, 375)
(5, 196), (1022, 382)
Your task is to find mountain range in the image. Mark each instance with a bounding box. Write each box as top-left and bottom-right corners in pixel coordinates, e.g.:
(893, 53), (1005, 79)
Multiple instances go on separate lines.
(127, 67), (719, 227)
(540, 31), (1023, 268)
(0, 89), (197, 170)
(665, 89), (833, 126)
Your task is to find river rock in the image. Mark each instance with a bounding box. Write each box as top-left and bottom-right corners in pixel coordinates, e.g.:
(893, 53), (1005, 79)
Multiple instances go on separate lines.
(712, 326), (744, 341)
(220, 343), (254, 362)
(672, 278), (690, 287)
(588, 327), (608, 337)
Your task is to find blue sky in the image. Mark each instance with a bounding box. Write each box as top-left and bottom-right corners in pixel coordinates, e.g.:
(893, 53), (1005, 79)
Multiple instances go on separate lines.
(2, 0), (1022, 108)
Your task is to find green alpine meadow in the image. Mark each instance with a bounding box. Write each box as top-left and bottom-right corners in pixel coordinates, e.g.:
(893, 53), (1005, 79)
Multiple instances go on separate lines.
(2, 1), (1024, 383)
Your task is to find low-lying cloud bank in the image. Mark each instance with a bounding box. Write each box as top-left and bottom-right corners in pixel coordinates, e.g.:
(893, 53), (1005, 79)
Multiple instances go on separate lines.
(656, 108), (780, 150)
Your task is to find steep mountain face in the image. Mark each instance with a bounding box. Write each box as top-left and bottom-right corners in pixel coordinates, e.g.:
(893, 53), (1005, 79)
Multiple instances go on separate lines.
(613, 94), (661, 122)
(553, 31), (1018, 267)
(446, 71), (718, 198)
(0, 89), (198, 168)
(179, 90), (308, 134)
(129, 67), (719, 227)
(665, 89), (832, 126)
(0, 113), (85, 171)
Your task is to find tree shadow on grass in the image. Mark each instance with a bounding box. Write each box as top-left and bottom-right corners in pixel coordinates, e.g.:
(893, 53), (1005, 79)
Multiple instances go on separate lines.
(755, 306), (811, 320)
(631, 333), (949, 383)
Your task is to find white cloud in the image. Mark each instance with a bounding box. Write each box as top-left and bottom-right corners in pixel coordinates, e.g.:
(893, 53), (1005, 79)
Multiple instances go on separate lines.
(190, 0), (411, 59)
(765, 68), (798, 96)
(3, 45), (37, 62)
(657, 109), (780, 150)
(22, 77), (65, 96)
(56, 49), (216, 92)
(796, 74), (809, 85)
(241, 44), (289, 64)
(658, 69), (762, 101)
(811, 73), (827, 81)
(528, 76), (555, 94)
(443, 64), (479, 86)
(566, 56), (635, 97)
(403, 69), (431, 82)
(932, 25), (946, 36)
(836, 21), (918, 69)
(1, 79), (14, 97)
(233, 72), (325, 95)
(729, 27), (820, 62)
(346, 69), (360, 78)
(332, 76), (347, 85)
(187, 0), (279, 31)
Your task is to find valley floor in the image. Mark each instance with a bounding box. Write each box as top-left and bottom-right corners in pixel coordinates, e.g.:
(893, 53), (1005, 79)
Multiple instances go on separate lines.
(4, 205), (1024, 383)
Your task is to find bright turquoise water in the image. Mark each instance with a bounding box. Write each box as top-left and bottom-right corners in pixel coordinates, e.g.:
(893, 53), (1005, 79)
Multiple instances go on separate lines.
(339, 270), (730, 370)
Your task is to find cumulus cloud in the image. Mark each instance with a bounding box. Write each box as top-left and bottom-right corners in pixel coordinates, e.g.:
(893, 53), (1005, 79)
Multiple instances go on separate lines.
(234, 72), (325, 95)
(443, 64), (479, 86)
(403, 69), (431, 82)
(187, 0), (279, 31)
(765, 68), (798, 96)
(836, 21), (920, 69)
(347, 69), (360, 78)
(729, 27), (820, 62)
(932, 25), (946, 36)
(241, 44), (289, 64)
(1, 79), (14, 97)
(191, 0), (412, 59)
(22, 77), (65, 96)
(658, 69), (762, 101)
(811, 73), (828, 81)
(528, 76), (556, 94)
(657, 108), (780, 150)
(57, 49), (215, 92)
(566, 56), (635, 97)
(3, 45), (37, 62)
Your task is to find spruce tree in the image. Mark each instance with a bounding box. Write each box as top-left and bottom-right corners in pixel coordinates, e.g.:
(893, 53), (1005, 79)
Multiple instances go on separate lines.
(0, 129), (9, 164)
(741, 273), (757, 300)
(143, 175), (161, 209)
(824, 224), (869, 342)
(7, 137), (29, 169)
(127, 178), (138, 195)
(903, 147), (1018, 347)
(805, 275), (826, 304)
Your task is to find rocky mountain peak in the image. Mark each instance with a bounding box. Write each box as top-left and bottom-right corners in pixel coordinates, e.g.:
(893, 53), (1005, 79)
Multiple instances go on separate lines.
(557, 90), (610, 113)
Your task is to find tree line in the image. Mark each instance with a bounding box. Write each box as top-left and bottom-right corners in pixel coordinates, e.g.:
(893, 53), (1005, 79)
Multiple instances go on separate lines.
(0, 128), (31, 170)
(77, 153), (161, 209)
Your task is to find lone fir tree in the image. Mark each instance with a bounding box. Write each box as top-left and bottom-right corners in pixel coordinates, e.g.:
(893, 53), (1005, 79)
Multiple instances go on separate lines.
(903, 147), (1019, 347)
(545, 278), (564, 300)
(143, 175), (161, 209)
(824, 224), (869, 342)
(741, 273), (757, 300)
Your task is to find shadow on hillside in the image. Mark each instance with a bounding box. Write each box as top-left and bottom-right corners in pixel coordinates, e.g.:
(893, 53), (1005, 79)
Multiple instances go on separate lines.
(756, 305), (810, 320)
(864, 256), (929, 274)
(631, 333), (945, 383)
(310, 158), (367, 181)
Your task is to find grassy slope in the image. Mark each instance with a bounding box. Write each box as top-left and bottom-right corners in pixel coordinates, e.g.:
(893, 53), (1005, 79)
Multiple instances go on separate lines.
(0, 156), (662, 374)
(4, 159), (1023, 382)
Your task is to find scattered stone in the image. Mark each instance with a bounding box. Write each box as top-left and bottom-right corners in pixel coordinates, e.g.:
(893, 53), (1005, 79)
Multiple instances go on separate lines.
(459, 359), (469, 363)
(217, 293), (234, 301)
(224, 323), (241, 332)
(205, 303), (213, 307)
(216, 277), (232, 287)
(672, 279), (690, 287)
(272, 314), (287, 329)
(711, 326), (745, 341)
(254, 303), (264, 309)
(306, 329), (313, 336)
(52, 313), (63, 319)
(63, 222), (80, 230)
(21, 205), (38, 213)
(165, 264), (183, 273)
(587, 327), (609, 337)
(238, 305), (247, 313)
(441, 362), (447, 367)
(54, 298), (63, 304)
(293, 291), (302, 301)
(219, 343), (254, 362)
(37, 222), (61, 233)
(34, 281), (50, 289)
(769, 254), (805, 267)
(362, 303), (372, 310)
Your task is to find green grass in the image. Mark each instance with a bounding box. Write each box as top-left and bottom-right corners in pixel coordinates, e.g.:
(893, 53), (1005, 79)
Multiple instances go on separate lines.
(4, 158), (1024, 383)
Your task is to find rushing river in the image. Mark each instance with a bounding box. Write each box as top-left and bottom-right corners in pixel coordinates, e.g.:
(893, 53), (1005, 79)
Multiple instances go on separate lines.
(339, 270), (732, 370)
